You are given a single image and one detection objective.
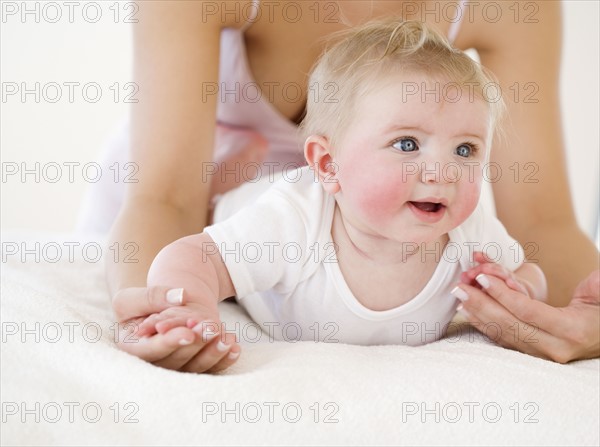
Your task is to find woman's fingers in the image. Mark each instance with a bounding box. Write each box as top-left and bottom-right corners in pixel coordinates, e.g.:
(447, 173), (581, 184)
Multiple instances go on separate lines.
(117, 317), (239, 372)
(455, 296), (559, 359)
(463, 269), (526, 295)
(153, 322), (236, 372)
(151, 319), (241, 373)
(454, 271), (600, 363)
(453, 275), (580, 361)
(454, 281), (526, 339)
(180, 330), (240, 373)
(453, 283), (559, 357)
(111, 287), (242, 372)
(469, 273), (568, 332)
(112, 286), (185, 322)
(116, 325), (196, 363)
(207, 336), (242, 373)
(152, 324), (219, 370)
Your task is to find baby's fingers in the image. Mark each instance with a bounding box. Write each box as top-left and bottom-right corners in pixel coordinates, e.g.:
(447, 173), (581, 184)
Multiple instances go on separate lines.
(135, 313), (161, 337)
(472, 251), (495, 264)
(155, 316), (189, 334)
(464, 262), (512, 284)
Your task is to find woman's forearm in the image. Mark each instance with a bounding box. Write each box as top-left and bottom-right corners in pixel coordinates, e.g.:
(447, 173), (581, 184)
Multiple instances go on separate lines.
(105, 3), (226, 299)
(105, 196), (209, 297)
(520, 222), (599, 307)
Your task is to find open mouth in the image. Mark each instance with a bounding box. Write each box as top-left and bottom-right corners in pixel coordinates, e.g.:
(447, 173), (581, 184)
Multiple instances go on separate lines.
(408, 201), (444, 213)
(407, 201), (447, 223)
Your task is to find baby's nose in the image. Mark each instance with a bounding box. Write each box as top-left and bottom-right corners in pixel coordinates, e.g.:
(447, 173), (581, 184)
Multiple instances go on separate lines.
(420, 160), (443, 184)
(419, 160), (459, 184)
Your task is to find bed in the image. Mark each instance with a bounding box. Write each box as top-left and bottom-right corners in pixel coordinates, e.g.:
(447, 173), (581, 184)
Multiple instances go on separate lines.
(2, 230), (598, 446)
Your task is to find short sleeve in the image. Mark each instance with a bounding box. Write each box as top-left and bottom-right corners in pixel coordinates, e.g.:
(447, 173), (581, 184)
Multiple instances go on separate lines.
(477, 204), (525, 272)
(450, 201), (525, 273)
(204, 188), (313, 299)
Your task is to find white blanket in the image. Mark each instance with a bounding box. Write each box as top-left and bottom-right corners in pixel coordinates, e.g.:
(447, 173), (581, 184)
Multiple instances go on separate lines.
(2, 231), (599, 446)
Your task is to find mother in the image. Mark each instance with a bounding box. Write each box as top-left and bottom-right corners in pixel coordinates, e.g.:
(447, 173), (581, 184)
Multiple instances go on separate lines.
(80, 1), (599, 369)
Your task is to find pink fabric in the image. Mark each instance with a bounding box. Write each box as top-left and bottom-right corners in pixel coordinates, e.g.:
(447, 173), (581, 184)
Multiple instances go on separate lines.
(215, 28), (306, 169)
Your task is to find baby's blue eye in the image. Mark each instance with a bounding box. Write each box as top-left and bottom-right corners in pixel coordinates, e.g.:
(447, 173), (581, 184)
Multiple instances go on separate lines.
(393, 138), (418, 152)
(456, 144), (472, 158)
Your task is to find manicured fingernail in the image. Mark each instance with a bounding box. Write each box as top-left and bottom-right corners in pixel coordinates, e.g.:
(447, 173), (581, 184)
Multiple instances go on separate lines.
(202, 330), (219, 342)
(179, 338), (192, 346)
(476, 274), (490, 289)
(216, 341), (231, 352)
(451, 286), (469, 301)
(192, 321), (219, 342)
(228, 351), (240, 360)
(456, 303), (470, 317)
(166, 288), (184, 304)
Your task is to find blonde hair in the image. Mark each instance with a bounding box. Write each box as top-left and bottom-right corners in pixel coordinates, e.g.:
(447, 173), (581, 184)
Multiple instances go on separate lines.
(299, 19), (506, 150)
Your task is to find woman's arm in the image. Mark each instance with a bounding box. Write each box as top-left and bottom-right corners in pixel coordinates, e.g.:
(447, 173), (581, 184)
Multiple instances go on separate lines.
(466, 0), (599, 306)
(106, 1), (251, 296)
(107, 1), (256, 370)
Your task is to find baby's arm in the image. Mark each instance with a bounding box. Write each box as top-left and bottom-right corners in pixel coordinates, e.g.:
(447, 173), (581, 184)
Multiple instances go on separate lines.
(461, 251), (548, 302)
(137, 232), (236, 338)
(510, 261), (547, 302)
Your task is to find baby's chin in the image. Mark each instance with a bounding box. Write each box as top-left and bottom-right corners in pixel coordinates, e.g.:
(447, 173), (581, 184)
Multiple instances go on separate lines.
(382, 225), (451, 247)
(402, 233), (449, 247)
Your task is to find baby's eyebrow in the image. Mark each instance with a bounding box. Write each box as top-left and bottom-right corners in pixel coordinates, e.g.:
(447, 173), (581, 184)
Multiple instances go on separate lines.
(382, 124), (431, 135)
(454, 133), (486, 142)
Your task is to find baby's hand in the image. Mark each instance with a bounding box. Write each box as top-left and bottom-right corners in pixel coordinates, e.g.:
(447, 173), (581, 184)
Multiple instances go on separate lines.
(136, 302), (228, 344)
(130, 300), (241, 374)
(460, 251), (532, 298)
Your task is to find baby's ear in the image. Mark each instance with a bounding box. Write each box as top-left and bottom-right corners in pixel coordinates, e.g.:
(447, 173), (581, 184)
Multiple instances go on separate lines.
(304, 135), (340, 194)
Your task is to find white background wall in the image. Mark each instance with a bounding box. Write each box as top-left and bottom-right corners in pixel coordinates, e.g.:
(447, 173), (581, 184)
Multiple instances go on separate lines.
(1, 1), (599, 246)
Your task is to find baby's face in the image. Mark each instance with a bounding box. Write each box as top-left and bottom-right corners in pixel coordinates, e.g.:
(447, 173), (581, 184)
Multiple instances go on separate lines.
(331, 74), (491, 245)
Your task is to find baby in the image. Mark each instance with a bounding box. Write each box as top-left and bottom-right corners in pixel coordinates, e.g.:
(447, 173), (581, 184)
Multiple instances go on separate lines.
(137, 19), (547, 371)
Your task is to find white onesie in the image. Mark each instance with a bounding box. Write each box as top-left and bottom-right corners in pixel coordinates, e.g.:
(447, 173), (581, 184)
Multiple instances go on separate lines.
(204, 166), (525, 346)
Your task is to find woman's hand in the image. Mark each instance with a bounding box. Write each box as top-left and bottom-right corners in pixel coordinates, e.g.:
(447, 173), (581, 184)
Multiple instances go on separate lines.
(108, 124), (266, 372)
(459, 252), (533, 298)
(452, 259), (600, 364)
(111, 287), (240, 373)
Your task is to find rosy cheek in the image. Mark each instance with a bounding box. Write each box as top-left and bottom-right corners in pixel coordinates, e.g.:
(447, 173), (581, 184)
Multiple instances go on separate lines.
(336, 151), (412, 220)
(451, 178), (482, 220)
(352, 174), (410, 220)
